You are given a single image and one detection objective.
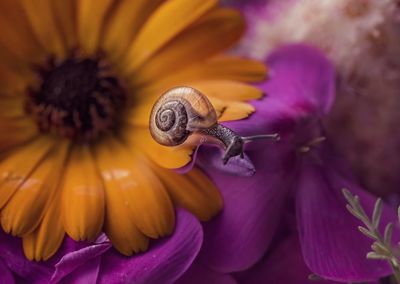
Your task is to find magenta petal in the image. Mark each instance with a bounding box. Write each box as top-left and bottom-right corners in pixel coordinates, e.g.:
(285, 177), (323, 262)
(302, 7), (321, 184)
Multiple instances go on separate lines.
(200, 141), (296, 272)
(236, 236), (340, 284)
(297, 150), (396, 282)
(0, 230), (52, 283)
(58, 257), (102, 284)
(178, 145), (255, 176)
(259, 44), (335, 117)
(197, 146), (256, 177)
(263, 45), (335, 116)
(176, 260), (237, 284)
(175, 146), (200, 174)
(0, 258), (15, 284)
(225, 44), (335, 138)
(214, 153), (255, 177)
(51, 241), (111, 283)
(97, 209), (203, 284)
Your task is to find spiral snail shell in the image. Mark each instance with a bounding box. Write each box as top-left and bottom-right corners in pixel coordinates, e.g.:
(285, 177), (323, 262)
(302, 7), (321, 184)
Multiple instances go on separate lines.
(149, 86), (217, 146)
(149, 86), (280, 164)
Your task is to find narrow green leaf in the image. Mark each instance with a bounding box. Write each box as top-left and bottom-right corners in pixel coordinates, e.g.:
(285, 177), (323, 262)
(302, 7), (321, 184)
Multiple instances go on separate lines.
(342, 188), (355, 205)
(358, 226), (378, 240)
(342, 189), (369, 222)
(366, 251), (388, 260)
(352, 195), (368, 219)
(372, 198), (382, 229)
(398, 206), (400, 225)
(371, 242), (390, 256)
(346, 204), (365, 221)
(384, 223), (393, 246)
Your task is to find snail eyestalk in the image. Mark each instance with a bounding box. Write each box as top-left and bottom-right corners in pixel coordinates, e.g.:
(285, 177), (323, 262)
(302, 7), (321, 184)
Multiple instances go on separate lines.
(242, 133), (280, 142)
(149, 86), (280, 165)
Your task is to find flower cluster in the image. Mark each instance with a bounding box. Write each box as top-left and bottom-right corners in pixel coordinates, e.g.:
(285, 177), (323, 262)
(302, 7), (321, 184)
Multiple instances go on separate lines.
(0, 0), (399, 283)
(0, 0), (265, 262)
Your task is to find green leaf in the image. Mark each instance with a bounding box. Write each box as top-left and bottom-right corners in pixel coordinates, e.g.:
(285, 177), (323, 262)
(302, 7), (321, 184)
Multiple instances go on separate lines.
(352, 195), (368, 220)
(342, 188), (355, 205)
(358, 226), (378, 240)
(346, 204), (365, 221)
(372, 198), (382, 229)
(366, 251), (388, 260)
(342, 188), (364, 216)
(371, 242), (390, 256)
(398, 206), (400, 225)
(343, 189), (369, 224)
(384, 223), (393, 246)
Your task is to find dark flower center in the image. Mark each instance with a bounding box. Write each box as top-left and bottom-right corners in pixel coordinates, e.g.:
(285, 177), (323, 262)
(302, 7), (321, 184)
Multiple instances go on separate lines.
(28, 58), (126, 141)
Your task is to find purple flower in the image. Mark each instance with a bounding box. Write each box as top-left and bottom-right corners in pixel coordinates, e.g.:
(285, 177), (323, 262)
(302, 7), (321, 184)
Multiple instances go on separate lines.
(197, 44), (399, 282)
(235, 0), (400, 198)
(0, 210), (203, 283)
(236, 233), (340, 284)
(0, 45), (397, 283)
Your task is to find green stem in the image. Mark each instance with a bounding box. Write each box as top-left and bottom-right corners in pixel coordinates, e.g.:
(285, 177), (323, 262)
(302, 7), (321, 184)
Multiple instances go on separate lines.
(390, 259), (400, 284)
(370, 228), (400, 284)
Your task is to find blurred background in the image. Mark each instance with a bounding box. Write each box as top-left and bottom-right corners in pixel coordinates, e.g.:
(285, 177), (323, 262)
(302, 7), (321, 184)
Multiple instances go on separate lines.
(226, 0), (400, 200)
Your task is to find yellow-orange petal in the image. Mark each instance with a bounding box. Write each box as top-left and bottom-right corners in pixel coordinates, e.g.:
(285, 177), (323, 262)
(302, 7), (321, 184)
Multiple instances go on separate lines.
(95, 142), (153, 255)
(0, 0), (45, 65)
(124, 100), (157, 127)
(0, 46), (38, 91)
(95, 139), (175, 239)
(51, 0), (77, 50)
(77, 0), (115, 56)
(126, 126), (193, 169)
(103, 0), (163, 63)
(0, 45), (37, 87)
(1, 142), (69, 237)
(103, 184), (149, 255)
(124, 0), (217, 73)
(180, 56), (268, 83)
(23, 187), (65, 261)
(184, 80), (263, 101)
(62, 145), (104, 241)
(22, 142), (69, 261)
(0, 137), (54, 209)
(20, 0), (66, 59)
(154, 165), (223, 221)
(137, 56), (267, 96)
(0, 97), (27, 119)
(208, 97), (255, 121)
(130, 8), (245, 86)
(0, 66), (32, 93)
(0, 117), (38, 153)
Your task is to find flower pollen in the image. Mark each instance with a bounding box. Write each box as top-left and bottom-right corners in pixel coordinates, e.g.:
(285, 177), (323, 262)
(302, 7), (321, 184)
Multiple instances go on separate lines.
(27, 57), (126, 141)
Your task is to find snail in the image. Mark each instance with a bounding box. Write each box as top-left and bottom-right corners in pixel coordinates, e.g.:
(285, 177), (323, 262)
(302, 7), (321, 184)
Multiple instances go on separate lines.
(149, 86), (280, 164)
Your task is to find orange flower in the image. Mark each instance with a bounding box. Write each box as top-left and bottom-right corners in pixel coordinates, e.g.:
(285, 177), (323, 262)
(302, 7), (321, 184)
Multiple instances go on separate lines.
(0, 0), (266, 261)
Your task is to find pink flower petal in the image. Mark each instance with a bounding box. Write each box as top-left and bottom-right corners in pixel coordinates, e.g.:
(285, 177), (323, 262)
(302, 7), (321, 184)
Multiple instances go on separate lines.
(97, 209), (203, 284)
(176, 260), (237, 284)
(200, 141), (296, 272)
(297, 147), (397, 282)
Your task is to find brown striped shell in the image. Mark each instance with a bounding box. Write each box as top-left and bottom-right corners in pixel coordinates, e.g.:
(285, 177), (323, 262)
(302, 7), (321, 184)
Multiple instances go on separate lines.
(149, 86), (217, 146)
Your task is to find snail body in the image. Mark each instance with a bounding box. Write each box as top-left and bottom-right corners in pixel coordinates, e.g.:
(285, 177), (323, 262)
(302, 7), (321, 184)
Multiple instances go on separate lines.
(150, 86), (279, 164)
